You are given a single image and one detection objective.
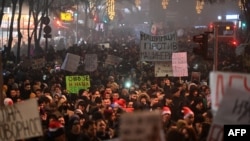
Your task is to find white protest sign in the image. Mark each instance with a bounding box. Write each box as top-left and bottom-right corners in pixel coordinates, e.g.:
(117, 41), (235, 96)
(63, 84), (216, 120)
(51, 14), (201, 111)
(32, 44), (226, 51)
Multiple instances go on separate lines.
(105, 55), (123, 66)
(209, 71), (250, 113)
(0, 99), (43, 141)
(84, 54), (98, 72)
(172, 52), (188, 77)
(61, 53), (80, 72)
(207, 88), (250, 141)
(119, 111), (165, 141)
(154, 61), (173, 77)
(140, 32), (178, 62)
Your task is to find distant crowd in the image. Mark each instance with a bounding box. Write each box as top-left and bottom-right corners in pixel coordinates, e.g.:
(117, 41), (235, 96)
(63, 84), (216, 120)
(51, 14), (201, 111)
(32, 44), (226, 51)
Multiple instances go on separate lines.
(2, 26), (240, 141)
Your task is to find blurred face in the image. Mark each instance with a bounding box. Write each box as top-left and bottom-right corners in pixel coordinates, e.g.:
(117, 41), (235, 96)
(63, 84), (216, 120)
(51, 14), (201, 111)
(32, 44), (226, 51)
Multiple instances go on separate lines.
(35, 90), (42, 98)
(141, 84), (147, 90)
(55, 87), (61, 93)
(103, 99), (111, 107)
(105, 88), (112, 94)
(94, 91), (101, 98)
(87, 124), (97, 137)
(165, 79), (170, 85)
(151, 84), (157, 90)
(58, 117), (65, 125)
(192, 90), (198, 96)
(185, 114), (194, 125)
(25, 84), (31, 91)
(71, 122), (81, 135)
(96, 120), (107, 133)
(162, 113), (171, 122)
(127, 101), (134, 108)
(10, 90), (17, 97)
(156, 92), (164, 100)
(112, 93), (119, 100)
(165, 98), (172, 105)
(151, 97), (159, 105)
(130, 94), (137, 101)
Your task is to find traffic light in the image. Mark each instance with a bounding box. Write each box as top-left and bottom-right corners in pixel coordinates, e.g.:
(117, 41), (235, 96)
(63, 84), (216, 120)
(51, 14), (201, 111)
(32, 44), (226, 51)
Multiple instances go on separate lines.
(42, 17), (52, 38)
(193, 34), (208, 58)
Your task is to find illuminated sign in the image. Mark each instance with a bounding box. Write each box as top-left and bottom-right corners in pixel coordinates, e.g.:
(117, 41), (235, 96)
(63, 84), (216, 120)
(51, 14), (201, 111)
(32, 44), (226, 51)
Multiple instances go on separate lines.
(60, 12), (73, 21)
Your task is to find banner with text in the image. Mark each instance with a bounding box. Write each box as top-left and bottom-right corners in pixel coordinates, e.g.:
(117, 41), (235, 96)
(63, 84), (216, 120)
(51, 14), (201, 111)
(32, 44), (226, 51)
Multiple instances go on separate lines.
(66, 75), (90, 94)
(140, 32), (178, 62)
(154, 61), (173, 77)
(0, 99), (43, 141)
(172, 52), (188, 77)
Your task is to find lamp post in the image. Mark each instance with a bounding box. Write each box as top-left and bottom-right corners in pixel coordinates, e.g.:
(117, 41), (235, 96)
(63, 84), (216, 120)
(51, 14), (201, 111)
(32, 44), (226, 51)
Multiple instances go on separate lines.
(214, 25), (219, 71)
(75, 0), (78, 44)
(0, 53), (4, 107)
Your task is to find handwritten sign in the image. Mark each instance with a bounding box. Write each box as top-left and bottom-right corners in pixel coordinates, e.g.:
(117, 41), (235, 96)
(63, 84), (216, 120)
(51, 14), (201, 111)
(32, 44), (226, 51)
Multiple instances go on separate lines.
(209, 71), (250, 113)
(0, 99), (43, 141)
(119, 111), (165, 141)
(84, 54), (98, 72)
(32, 57), (45, 69)
(154, 61), (173, 77)
(61, 53), (80, 72)
(172, 52), (188, 77)
(66, 75), (90, 94)
(207, 88), (250, 141)
(140, 32), (178, 61)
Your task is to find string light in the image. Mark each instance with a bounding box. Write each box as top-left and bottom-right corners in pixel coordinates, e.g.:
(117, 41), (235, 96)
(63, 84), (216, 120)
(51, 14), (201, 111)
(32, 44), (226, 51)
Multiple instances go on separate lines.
(107, 0), (115, 20)
(238, 0), (245, 10)
(135, 0), (141, 8)
(196, 0), (205, 14)
(162, 0), (169, 9)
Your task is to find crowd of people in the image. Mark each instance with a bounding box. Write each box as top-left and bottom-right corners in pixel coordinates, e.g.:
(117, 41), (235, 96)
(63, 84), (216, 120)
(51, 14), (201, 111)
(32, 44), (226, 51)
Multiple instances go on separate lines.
(1, 27), (224, 141)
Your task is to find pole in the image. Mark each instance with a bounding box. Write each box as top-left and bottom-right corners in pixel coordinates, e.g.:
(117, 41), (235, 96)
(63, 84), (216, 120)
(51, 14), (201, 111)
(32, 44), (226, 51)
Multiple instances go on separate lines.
(214, 25), (219, 71)
(1, 27), (3, 47)
(75, 0), (78, 44)
(0, 52), (4, 107)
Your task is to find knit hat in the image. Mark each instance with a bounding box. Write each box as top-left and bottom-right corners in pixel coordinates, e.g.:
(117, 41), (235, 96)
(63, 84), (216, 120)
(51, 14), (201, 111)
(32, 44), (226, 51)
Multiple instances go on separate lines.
(68, 114), (80, 129)
(4, 98), (13, 106)
(182, 106), (194, 119)
(48, 120), (65, 138)
(162, 106), (171, 115)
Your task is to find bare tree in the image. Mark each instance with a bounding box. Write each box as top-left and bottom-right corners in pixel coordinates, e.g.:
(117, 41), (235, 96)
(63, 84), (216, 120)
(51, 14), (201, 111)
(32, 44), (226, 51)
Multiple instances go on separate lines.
(26, 0), (54, 58)
(6, 0), (18, 59)
(16, 0), (24, 63)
